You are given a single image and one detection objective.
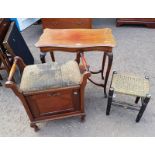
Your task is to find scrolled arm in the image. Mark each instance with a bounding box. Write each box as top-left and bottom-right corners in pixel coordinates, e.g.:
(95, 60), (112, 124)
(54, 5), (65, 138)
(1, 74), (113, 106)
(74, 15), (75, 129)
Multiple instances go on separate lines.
(5, 56), (26, 96)
(7, 56), (26, 82)
(80, 71), (91, 87)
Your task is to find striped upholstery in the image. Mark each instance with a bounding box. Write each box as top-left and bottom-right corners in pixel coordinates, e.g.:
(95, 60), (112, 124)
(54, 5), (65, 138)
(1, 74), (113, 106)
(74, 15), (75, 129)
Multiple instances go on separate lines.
(20, 60), (82, 93)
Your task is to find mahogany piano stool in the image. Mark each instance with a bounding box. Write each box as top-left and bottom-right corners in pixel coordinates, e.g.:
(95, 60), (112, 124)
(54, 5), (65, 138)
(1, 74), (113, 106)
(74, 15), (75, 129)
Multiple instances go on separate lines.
(5, 56), (90, 131)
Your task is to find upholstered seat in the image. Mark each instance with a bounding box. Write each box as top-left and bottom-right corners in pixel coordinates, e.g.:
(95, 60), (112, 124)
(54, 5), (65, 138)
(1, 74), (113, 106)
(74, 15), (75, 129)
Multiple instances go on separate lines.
(20, 60), (82, 93)
(111, 73), (149, 97)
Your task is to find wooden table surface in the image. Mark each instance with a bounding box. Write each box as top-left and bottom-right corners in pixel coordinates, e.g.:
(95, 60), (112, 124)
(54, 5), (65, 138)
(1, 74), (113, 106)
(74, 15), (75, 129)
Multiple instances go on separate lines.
(35, 28), (116, 49)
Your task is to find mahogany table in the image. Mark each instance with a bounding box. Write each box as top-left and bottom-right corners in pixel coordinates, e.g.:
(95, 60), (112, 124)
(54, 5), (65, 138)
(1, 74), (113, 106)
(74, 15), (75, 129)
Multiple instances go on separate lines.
(35, 28), (116, 97)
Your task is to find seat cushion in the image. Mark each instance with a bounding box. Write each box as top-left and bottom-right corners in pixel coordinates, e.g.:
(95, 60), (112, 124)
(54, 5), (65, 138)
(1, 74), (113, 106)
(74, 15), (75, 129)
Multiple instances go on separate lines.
(111, 73), (150, 97)
(20, 60), (82, 93)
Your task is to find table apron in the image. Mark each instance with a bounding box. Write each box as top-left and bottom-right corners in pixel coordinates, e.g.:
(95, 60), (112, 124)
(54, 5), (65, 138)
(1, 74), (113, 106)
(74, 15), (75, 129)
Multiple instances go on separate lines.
(40, 46), (112, 53)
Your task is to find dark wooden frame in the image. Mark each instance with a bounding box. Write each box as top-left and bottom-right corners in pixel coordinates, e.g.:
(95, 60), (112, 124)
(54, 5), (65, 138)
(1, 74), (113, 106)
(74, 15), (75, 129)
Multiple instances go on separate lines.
(5, 56), (91, 131)
(116, 18), (155, 28)
(0, 47), (12, 85)
(0, 18), (12, 85)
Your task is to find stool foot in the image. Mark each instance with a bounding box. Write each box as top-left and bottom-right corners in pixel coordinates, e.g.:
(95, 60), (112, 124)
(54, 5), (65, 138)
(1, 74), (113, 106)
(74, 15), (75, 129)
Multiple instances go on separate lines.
(136, 105), (147, 122)
(135, 97), (140, 104)
(80, 115), (86, 122)
(136, 95), (151, 122)
(106, 88), (114, 115)
(30, 123), (40, 132)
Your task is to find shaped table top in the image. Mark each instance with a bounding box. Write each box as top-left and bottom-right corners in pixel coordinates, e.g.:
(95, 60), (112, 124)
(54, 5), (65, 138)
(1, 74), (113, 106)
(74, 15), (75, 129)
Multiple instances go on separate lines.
(35, 28), (116, 48)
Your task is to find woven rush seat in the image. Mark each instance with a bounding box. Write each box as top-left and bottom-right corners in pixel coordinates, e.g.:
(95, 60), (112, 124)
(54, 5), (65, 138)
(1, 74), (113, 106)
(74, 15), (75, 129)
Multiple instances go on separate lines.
(106, 71), (151, 122)
(20, 60), (82, 93)
(111, 73), (150, 97)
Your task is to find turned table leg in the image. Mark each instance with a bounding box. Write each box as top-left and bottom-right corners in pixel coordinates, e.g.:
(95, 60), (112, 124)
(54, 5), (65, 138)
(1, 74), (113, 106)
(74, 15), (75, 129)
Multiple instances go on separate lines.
(104, 53), (113, 98)
(101, 53), (106, 80)
(75, 52), (81, 64)
(50, 51), (55, 62)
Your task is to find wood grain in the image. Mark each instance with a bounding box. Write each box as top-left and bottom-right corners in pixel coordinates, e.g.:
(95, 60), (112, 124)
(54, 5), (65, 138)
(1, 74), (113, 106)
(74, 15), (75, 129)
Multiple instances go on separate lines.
(35, 28), (116, 48)
(42, 18), (92, 29)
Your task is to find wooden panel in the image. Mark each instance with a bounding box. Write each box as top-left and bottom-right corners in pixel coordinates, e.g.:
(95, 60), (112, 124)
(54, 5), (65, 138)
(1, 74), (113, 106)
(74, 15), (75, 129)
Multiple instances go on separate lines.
(42, 18), (92, 29)
(116, 18), (155, 28)
(26, 88), (80, 118)
(117, 18), (155, 22)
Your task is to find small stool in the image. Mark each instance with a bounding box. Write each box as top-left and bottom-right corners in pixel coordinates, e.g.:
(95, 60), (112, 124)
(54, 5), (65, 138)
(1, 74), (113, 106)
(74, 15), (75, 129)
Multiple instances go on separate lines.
(106, 71), (151, 122)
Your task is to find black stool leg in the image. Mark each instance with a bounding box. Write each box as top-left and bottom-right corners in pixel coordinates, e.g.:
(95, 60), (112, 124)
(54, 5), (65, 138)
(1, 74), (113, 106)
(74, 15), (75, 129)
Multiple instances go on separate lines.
(106, 87), (114, 115)
(135, 97), (140, 104)
(136, 95), (151, 122)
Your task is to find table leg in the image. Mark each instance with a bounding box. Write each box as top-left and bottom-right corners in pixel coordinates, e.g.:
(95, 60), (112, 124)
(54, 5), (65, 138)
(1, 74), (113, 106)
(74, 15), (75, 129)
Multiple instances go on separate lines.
(88, 52), (113, 97)
(40, 52), (46, 63)
(0, 70), (2, 86)
(50, 51), (55, 62)
(75, 52), (81, 64)
(101, 53), (106, 80)
(0, 73), (3, 80)
(104, 53), (113, 98)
